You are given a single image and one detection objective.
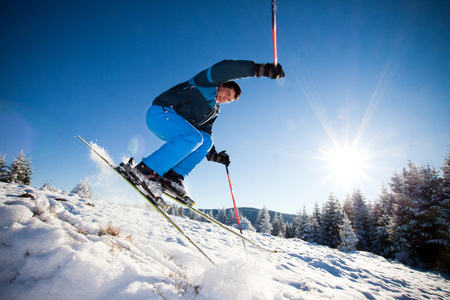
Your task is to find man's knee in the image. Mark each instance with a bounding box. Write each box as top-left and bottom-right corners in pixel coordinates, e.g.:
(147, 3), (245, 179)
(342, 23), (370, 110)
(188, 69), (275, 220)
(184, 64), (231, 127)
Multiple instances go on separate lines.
(180, 130), (204, 149)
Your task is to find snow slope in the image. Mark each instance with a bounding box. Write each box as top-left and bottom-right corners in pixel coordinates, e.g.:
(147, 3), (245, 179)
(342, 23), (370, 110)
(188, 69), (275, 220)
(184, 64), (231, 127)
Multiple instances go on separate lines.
(1, 182), (449, 299)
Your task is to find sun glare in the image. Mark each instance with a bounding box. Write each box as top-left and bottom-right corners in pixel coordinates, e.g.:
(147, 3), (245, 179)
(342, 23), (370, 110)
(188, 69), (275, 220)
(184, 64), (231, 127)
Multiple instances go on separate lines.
(320, 145), (370, 190)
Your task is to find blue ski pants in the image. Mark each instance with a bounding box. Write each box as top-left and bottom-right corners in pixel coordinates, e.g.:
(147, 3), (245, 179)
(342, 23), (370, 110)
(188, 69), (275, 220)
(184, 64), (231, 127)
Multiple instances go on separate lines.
(142, 105), (213, 177)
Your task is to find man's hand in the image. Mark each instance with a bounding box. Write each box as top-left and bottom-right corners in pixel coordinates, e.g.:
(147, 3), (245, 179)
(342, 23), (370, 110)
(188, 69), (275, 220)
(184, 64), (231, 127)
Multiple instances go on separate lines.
(206, 146), (230, 166)
(256, 63), (285, 79)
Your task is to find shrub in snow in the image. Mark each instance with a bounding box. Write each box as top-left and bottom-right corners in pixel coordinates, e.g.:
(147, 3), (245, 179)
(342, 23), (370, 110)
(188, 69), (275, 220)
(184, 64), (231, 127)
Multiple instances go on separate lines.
(42, 181), (58, 192)
(234, 215), (256, 232)
(71, 178), (93, 199)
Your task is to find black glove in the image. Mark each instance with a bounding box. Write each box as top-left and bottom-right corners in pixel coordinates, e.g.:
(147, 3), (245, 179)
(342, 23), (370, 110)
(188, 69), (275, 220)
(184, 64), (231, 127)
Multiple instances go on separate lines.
(255, 63), (285, 79)
(206, 146), (230, 166)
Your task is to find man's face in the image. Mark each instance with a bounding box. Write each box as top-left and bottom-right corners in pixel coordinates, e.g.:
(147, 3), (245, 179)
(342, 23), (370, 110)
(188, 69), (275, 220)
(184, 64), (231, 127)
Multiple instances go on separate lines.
(216, 85), (236, 104)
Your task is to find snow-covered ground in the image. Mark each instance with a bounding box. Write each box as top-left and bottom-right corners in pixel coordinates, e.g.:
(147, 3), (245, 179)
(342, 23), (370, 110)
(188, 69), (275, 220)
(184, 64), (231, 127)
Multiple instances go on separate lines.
(1, 182), (449, 300)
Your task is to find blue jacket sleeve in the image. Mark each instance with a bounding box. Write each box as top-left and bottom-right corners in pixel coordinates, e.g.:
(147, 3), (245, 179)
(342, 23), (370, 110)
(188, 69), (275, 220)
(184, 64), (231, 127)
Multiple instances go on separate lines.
(189, 60), (257, 87)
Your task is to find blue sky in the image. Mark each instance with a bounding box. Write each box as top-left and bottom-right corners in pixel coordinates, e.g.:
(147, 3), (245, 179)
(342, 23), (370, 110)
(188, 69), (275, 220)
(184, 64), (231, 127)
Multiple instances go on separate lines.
(1, 0), (449, 214)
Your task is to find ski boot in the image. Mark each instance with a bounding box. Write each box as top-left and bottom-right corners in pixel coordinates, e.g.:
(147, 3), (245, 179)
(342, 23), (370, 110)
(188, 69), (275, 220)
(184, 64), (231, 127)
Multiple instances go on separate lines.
(119, 158), (167, 210)
(160, 170), (195, 207)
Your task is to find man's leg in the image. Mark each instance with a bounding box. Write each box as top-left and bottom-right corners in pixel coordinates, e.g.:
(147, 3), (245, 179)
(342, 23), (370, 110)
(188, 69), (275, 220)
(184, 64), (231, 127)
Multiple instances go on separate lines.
(142, 106), (204, 176)
(171, 130), (213, 177)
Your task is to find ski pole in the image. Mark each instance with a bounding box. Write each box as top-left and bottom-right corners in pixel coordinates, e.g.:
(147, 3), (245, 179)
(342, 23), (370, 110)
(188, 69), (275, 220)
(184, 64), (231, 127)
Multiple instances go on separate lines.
(225, 165), (247, 251)
(271, 0), (278, 67)
(225, 165), (243, 234)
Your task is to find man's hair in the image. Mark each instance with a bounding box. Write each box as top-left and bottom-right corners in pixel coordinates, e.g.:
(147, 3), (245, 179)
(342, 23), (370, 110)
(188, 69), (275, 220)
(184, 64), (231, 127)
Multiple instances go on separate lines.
(221, 81), (241, 100)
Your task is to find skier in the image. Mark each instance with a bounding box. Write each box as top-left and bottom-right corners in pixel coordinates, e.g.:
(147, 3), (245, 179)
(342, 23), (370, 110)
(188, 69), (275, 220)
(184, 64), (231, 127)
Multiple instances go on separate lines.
(133, 59), (285, 206)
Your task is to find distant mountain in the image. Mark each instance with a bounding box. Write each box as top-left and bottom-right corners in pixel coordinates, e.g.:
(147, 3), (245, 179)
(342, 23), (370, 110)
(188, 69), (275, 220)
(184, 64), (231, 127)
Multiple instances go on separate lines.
(200, 207), (296, 226)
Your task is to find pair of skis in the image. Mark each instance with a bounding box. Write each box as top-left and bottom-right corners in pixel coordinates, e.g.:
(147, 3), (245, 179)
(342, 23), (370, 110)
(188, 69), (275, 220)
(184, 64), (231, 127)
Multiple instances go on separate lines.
(77, 135), (279, 266)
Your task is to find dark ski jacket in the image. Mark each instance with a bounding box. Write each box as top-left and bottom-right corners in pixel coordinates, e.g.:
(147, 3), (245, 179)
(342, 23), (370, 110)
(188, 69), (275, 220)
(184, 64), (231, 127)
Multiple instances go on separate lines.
(152, 59), (257, 135)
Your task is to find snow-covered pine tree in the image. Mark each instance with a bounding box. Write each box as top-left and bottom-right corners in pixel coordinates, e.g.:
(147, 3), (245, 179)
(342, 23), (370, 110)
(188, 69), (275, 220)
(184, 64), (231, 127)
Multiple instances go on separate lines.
(342, 193), (355, 223)
(167, 204), (177, 216)
(71, 178), (93, 199)
(351, 188), (371, 251)
(312, 202), (323, 244)
(285, 222), (295, 238)
(271, 213), (280, 236)
(276, 213), (286, 237)
(292, 210), (302, 238)
(187, 209), (199, 221)
(430, 148), (450, 273)
(0, 154), (10, 183)
(388, 161), (442, 269)
(206, 210), (214, 219)
(366, 199), (378, 252)
(173, 204), (184, 217)
(215, 207), (228, 224)
(235, 215), (256, 232)
(306, 214), (321, 244)
(9, 150), (32, 185)
(295, 206), (310, 241)
(321, 192), (343, 248)
(256, 206), (272, 234)
(372, 185), (394, 257)
(339, 214), (358, 252)
(388, 167), (415, 266)
(226, 209), (237, 226)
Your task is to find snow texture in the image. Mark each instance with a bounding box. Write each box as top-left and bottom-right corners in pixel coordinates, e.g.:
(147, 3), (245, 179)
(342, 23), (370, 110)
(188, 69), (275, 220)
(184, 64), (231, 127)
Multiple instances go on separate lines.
(1, 182), (449, 299)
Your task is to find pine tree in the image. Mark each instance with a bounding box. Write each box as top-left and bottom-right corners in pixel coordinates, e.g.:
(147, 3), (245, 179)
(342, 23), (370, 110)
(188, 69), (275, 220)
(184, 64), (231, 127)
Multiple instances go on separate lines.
(271, 213), (280, 236)
(226, 209), (237, 226)
(342, 193), (355, 222)
(339, 214), (358, 252)
(276, 213), (287, 237)
(295, 206), (310, 240)
(372, 186), (394, 257)
(306, 214), (321, 244)
(0, 154), (10, 182)
(292, 210), (302, 238)
(388, 168), (415, 266)
(270, 212), (286, 237)
(206, 210), (215, 220)
(351, 188), (370, 251)
(365, 199), (378, 252)
(188, 209), (199, 221)
(256, 206), (272, 234)
(71, 178), (93, 199)
(321, 193), (343, 248)
(388, 162), (442, 268)
(9, 150), (32, 185)
(285, 222), (295, 238)
(428, 149), (450, 273)
(216, 207), (228, 224)
(312, 202), (323, 244)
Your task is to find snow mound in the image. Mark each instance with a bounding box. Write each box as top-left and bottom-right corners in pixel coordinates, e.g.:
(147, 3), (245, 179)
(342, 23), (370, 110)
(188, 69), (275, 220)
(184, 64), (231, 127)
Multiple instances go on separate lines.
(1, 182), (449, 299)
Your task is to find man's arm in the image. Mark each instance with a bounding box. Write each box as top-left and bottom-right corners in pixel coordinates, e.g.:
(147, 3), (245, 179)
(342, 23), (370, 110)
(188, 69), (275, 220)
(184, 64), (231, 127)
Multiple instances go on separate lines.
(189, 60), (257, 87)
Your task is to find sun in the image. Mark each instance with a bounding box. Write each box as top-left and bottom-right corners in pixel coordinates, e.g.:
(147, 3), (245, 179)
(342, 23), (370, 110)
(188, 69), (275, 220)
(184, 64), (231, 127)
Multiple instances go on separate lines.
(320, 144), (370, 190)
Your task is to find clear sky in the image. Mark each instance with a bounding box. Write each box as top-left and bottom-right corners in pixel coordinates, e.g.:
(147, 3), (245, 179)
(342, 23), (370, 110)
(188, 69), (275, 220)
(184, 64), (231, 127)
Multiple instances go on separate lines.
(1, 0), (449, 214)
